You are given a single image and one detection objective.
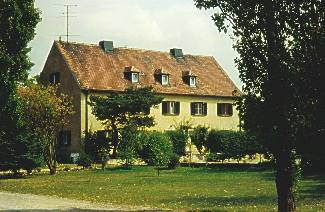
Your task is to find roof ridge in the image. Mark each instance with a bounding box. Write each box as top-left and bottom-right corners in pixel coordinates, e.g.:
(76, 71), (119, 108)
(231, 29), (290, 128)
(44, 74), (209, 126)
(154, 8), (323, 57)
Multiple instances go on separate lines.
(54, 40), (213, 58)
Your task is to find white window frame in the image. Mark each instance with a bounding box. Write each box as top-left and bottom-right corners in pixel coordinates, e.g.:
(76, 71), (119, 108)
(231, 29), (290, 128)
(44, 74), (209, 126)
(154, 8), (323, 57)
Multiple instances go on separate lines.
(131, 72), (139, 83)
(194, 103), (203, 115)
(168, 101), (176, 114)
(161, 74), (169, 85)
(190, 76), (196, 87)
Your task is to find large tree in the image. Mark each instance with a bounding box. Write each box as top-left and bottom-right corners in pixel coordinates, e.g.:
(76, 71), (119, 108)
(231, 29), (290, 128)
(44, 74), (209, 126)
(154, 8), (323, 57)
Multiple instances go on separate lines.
(194, 0), (324, 211)
(89, 86), (163, 158)
(0, 1), (40, 172)
(18, 83), (74, 175)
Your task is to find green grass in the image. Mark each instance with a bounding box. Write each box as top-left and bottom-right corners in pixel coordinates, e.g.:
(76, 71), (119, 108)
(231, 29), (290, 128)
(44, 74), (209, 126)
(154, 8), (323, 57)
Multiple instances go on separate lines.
(1, 166), (324, 211)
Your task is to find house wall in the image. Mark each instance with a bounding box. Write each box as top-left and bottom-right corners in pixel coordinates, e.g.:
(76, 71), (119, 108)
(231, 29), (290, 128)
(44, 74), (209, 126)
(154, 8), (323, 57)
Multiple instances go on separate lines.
(81, 92), (239, 134)
(40, 43), (82, 154)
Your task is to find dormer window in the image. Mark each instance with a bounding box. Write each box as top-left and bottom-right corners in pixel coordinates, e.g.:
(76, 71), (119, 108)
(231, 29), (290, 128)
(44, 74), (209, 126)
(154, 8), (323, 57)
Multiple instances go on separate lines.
(124, 66), (140, 83)
(161, 74), (169, 85)
(183, 71), (197, 87)
(155, 68), (170, 86)
(189, 76), (196, 87)
(132, 72), (139, 83)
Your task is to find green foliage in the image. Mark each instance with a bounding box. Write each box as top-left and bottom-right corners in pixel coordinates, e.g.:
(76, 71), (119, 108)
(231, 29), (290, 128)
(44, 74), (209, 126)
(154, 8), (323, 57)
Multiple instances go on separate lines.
(18, 83), (74, 175)
(76, 153), (92, 169)
(83, 130), (112, 163)
(194, 0), (325, 208)
(190, 125), (209, 154)
(0, 0), (40, 173)
(89, 86), (163, 158)
(118, 124), (139, 168)
(206, 130), (262, 162)
(166, 130), (187, 157)
(137, 131), (173, 168)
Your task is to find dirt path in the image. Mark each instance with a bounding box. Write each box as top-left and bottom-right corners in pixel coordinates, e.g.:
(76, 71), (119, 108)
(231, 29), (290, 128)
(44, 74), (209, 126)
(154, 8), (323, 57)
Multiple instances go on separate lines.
(0, 191), (157, 211)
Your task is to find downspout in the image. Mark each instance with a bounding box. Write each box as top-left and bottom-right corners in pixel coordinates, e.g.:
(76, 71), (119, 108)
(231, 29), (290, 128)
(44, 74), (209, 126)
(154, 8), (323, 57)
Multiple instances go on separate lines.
(84, 90), (89, 134)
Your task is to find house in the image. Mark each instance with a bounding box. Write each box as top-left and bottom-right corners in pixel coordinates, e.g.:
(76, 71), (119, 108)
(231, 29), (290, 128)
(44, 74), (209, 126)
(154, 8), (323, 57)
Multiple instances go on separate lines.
(40, 40), (241, 156)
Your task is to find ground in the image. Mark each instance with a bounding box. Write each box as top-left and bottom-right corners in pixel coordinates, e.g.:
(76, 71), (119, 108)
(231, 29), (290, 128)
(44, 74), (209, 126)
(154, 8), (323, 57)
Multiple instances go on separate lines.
(0, 166), (324, 211)
(0, 191), (151, 211)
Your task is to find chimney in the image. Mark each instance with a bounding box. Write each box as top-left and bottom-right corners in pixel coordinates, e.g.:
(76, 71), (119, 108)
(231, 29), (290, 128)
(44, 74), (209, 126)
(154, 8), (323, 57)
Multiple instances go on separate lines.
(99, 40), (114, 53)
(170, 48), (183, 58)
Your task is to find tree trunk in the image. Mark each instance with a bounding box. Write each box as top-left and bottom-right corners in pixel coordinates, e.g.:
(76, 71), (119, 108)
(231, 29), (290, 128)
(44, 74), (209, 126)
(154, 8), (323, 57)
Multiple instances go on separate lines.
(275, 150), (296, 212)
(111, 123), (119, 158)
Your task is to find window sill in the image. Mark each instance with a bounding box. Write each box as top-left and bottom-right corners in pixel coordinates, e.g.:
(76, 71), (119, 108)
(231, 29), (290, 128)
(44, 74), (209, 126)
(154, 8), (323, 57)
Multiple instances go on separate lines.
(217, 114), (233, 117)
(162, 113), (179, 116)
(191, 114), (207, 117)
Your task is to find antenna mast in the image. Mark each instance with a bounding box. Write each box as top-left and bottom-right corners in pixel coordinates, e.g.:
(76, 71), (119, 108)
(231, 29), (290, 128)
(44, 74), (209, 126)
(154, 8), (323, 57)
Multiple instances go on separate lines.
(64, 4), (77, 43)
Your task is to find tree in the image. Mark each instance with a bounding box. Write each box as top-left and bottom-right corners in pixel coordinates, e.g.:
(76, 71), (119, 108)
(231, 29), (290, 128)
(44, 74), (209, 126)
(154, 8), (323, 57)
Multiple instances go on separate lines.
(118, 123), (139, 168)
(137, 131), (174, 176)
(18, 83), (74, 175)
(195, 1), (324, 211)
(89, 86), (163, 158)
(0, 0), (40, 173)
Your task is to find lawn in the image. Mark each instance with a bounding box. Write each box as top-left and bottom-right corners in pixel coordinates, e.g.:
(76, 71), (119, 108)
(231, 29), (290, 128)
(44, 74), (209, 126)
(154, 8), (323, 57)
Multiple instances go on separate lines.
(0, 166), (324, 211)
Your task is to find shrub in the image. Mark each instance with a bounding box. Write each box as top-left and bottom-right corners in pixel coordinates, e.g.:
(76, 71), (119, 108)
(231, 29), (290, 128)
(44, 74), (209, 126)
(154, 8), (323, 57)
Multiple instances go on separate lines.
(191, 125), (209, 154)
(118, 124), (138, 168)
(138, 131), (174, 175)
(166, 130), (187, 157)
(83, 130), (112, 162)
(76, 153), (92, 169)
(168, 154), (180, 169)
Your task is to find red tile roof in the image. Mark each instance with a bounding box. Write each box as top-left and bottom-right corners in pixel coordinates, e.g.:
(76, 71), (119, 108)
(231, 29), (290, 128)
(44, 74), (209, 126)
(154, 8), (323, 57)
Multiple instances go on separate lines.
(55, 41), (240, 97)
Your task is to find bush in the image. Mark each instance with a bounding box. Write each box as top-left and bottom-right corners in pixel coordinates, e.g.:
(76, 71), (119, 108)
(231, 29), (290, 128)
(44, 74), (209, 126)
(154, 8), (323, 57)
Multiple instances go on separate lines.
(137, 131), (174, 169)
(76, 153), (92, 168)
(83, 130), (112, 162)
(191, 125), (209, 154)
(168, 154), (180, 169)
(206, 130), (263, 163)
(166, 130), (187, 157)
(118, 124), (138, 168)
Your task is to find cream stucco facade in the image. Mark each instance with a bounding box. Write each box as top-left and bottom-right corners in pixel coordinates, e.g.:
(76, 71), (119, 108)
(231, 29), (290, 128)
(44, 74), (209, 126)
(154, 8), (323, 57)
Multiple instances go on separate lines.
(80, 92), (239, 135)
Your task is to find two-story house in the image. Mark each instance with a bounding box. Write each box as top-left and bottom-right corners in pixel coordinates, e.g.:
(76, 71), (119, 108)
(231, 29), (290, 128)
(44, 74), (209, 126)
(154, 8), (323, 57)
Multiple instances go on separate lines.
(40, 40), (241, 155)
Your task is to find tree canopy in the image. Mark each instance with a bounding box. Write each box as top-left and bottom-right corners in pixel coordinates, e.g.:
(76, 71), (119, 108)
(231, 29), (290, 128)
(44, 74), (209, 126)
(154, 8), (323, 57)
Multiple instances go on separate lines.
(89, 86), (163, 158)
(195, 0), (324, 211)
(0, 0), (40, 173)
(18, 83), (74, 175)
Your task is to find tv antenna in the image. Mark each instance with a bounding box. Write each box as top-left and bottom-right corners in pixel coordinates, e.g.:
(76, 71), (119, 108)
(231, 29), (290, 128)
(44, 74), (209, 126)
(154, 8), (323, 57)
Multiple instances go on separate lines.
(55, 3), (78, 42)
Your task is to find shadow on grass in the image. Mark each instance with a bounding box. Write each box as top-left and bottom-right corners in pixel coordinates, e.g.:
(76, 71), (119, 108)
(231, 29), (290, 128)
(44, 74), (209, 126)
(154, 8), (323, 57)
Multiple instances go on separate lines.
(9, 209), (161, 212)
(163, 195), (276, 209)
(299, 174), (325, 200)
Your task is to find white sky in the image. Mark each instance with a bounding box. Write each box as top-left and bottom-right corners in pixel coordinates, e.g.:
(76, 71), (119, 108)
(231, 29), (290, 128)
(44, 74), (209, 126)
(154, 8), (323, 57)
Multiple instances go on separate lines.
(29, 0), (242, 88)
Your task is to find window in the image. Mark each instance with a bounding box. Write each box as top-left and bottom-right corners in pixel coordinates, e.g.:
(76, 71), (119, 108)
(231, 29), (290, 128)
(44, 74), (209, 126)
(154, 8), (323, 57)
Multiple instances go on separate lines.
(191, 102), (207, 116)
(131, 72), (139, 83)
(189, 76), (196, 87)
(217, 103), (233, 116)
(49, 72), (60, 84)
(59, 131), (71, 146)
(162, 101), (180, 115)
(161, 74), (169, 85)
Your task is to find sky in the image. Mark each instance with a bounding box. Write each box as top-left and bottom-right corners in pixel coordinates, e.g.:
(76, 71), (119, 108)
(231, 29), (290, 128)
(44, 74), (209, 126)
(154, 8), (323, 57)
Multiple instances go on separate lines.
(30, 0), (242, 88)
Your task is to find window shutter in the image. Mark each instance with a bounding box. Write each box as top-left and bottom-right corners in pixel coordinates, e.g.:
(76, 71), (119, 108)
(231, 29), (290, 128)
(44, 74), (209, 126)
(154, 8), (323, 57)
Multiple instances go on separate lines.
(162, 102), (168, 114)
(203, 103), (208, 115)
(228, 104), (233, 116)
(67, 131), (71, 146)
(58, 131), (63, 145)
(175, 102), (180, 115)
(190, 102), (195, 115)
(217, 104), (222, 116)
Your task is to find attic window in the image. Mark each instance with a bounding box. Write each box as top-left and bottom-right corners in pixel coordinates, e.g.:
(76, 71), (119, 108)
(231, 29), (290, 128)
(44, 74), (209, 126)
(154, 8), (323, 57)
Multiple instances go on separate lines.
(189, 76), (196, 87)
(124, 66), (140, 83)
(161, 74), (169, 85)
(132, 73), (139, 83)
(183, 71), (197, 87)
